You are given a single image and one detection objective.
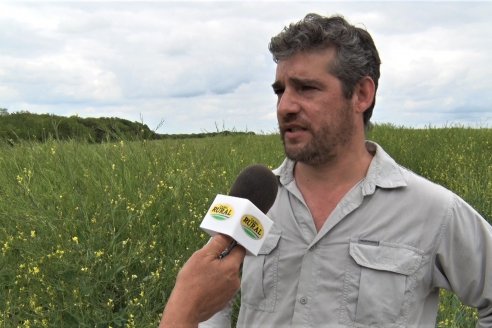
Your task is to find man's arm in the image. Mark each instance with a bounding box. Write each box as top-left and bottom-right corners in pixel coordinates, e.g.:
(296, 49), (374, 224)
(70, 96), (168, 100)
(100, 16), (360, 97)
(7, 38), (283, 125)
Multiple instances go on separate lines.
(159, 234), (245, 328)
(432, 195), (492, 327)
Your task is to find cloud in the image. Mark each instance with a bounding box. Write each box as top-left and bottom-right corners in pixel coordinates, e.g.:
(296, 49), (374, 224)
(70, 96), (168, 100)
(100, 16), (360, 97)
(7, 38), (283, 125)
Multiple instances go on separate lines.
(370, 2), (492, 127)
(0, 1), (491, 133)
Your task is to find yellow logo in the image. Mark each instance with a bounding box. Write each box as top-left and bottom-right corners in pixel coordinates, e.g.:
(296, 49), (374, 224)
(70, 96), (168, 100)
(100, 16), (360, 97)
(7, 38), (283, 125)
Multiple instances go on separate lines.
(241, 215), (264, 240)
(209, 204), (234, 221)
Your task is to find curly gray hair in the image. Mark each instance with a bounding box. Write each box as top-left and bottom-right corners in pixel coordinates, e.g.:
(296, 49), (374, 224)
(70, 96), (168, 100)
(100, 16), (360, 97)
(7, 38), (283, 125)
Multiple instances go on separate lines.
(269, 13), (381, 127)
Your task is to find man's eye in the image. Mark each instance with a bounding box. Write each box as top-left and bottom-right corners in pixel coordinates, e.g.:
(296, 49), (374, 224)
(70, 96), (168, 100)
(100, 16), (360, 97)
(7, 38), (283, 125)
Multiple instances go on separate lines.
(301, 85), (316, 91)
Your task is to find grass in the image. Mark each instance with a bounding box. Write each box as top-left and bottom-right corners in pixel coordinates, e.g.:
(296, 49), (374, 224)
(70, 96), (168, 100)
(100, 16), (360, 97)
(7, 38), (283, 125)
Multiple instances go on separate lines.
(0, 125), (490, 327)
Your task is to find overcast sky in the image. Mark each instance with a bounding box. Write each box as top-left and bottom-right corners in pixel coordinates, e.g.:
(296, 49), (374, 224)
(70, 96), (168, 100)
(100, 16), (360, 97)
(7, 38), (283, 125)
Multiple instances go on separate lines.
(1, 1), (491, 134)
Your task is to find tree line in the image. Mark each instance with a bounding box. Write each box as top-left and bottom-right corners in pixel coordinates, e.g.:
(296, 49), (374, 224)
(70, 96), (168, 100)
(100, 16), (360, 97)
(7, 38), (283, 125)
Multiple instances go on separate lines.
(0, 111), (160, 143)
(0, 110), (255, 144)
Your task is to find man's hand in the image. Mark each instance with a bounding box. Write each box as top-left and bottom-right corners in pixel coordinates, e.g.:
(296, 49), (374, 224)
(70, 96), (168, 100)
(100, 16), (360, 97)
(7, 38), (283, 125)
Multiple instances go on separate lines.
(159, 234), (246, 327)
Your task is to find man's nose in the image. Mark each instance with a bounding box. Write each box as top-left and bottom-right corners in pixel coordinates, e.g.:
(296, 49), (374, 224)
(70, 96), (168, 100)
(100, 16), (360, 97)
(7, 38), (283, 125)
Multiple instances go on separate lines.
(277, 89), (301, 116)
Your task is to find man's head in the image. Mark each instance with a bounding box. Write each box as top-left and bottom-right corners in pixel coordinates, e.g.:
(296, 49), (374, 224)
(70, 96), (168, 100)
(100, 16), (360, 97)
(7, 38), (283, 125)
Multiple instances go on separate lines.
(269, 13), (381, 127)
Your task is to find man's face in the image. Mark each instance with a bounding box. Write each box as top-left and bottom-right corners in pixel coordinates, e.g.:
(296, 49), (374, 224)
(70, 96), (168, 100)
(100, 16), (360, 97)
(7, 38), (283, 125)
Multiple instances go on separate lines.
(272, 48), (356, 165)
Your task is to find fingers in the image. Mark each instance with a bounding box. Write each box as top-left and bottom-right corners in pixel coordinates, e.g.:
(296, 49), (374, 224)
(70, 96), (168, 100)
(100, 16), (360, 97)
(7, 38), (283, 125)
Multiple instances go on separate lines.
(204, 234), (245, 266)
(205, 234), (235, 256)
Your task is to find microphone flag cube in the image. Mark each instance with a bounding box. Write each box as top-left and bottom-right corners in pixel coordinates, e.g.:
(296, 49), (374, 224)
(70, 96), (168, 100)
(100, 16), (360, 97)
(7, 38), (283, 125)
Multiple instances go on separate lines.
(200, 194), (274, 256)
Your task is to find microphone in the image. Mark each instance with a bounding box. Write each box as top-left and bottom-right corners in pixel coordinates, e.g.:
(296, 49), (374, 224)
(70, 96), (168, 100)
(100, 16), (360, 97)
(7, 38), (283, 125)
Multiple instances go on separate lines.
(200, 164), (278, 256)
(229, 164), (278, 213)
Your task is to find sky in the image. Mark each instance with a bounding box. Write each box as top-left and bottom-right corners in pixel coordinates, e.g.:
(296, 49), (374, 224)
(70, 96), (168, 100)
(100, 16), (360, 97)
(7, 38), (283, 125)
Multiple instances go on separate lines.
(1, 1), (491, 134)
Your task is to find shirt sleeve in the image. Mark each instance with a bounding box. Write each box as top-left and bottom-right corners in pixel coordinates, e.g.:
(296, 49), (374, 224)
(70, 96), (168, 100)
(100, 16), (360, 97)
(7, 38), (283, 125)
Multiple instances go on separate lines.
(432, 194), (492, 327)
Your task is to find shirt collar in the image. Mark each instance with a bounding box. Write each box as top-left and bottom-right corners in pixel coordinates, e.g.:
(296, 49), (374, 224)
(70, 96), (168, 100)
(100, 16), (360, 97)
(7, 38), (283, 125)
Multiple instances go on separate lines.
(362, 141), (408, 195)
(272, 141), (407, 195)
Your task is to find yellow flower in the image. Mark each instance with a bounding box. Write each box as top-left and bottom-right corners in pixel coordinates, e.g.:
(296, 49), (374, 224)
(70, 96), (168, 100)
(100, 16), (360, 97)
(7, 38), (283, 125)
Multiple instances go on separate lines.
(72, 236), (79, 244)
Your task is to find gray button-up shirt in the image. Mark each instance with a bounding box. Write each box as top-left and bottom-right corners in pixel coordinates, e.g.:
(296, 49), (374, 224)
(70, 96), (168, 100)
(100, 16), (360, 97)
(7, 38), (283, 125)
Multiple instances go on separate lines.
(202, 142), (492, 327)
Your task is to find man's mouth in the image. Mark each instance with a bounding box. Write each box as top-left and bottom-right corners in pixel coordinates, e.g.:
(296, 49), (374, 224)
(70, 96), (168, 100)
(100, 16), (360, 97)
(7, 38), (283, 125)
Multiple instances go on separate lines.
(282, 123), (308, 134)
(287, 127), (304, 132)
(281, 124), (310, 142)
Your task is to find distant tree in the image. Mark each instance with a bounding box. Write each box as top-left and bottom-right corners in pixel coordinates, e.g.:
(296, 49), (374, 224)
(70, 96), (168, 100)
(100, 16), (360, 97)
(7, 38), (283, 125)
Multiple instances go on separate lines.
(0, 108), (8, 116)
(0, 112), (163, 143)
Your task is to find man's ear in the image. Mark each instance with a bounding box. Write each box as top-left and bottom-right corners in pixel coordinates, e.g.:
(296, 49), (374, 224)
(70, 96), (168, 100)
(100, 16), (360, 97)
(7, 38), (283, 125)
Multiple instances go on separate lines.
(352, 76), (375, 114)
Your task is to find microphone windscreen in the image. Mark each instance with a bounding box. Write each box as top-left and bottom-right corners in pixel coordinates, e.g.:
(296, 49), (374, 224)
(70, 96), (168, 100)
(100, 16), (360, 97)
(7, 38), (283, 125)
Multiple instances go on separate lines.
(229, 164), (278, 214)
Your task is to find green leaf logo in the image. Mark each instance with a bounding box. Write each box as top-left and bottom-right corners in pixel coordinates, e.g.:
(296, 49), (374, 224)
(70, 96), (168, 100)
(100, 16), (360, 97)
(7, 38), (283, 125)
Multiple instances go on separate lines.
(241, 215), (264, 240)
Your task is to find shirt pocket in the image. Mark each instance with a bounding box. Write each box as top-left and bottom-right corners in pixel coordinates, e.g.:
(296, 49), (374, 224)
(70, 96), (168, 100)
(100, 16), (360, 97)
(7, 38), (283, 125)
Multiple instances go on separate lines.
(340, 239), (423, 327)
(240, 231), (281, 312)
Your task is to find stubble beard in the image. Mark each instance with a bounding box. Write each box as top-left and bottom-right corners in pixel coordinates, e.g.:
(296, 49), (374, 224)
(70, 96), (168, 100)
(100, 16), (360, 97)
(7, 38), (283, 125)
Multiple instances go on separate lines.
(280, 104), (355, 166)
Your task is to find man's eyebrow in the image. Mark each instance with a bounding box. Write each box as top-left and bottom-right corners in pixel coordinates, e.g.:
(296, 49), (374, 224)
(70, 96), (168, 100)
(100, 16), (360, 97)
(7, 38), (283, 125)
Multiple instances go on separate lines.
(271, 77), (323, 90)
(290, 77), (323, 87)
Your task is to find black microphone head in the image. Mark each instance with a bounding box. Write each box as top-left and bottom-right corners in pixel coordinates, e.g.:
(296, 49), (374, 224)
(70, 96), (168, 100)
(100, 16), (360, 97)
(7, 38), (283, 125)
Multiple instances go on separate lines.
(229, 164), (278, 214)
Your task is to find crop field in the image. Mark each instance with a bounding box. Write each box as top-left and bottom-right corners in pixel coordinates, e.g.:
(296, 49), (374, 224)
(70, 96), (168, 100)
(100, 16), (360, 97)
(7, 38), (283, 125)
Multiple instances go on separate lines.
(0, 125), (490, 327)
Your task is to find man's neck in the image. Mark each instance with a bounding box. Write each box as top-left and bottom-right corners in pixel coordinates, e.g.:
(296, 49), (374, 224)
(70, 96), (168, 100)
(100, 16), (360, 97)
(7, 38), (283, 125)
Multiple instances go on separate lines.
(295, 141), (373, 188)
(293, 141), (374, 231)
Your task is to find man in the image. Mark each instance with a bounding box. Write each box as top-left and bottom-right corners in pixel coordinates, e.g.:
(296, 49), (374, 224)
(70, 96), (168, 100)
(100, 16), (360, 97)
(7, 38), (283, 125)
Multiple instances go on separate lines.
(162, 13), (492, 327)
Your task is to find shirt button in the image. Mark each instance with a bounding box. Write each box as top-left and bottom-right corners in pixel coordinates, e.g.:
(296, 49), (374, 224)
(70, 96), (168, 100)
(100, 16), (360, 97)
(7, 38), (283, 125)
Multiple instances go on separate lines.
(299, 296), (308, 305)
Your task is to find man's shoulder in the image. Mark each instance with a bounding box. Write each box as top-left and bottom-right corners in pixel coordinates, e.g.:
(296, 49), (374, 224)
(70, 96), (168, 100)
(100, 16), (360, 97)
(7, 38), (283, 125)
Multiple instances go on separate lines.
(370, 141), (454, 201)
(397, 164), (455, 202)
